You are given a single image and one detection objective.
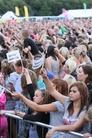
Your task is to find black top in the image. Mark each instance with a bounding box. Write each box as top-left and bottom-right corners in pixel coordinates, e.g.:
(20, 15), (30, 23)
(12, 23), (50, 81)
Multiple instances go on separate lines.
(24, 38), (39, 56)
(23, 84), (50, 138)
(23, 110), (50, 138)
(27, 84), (35, 101)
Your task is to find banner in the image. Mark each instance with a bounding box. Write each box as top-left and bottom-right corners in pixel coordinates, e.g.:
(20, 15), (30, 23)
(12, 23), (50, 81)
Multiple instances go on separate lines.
(0, 85), (12, 96)
(32, 55), (45, 69)
(62, 8), (68, 19)
(15, 6), (20, 16)
(83, 3), (87, 10)
(24, 6), (29, 21)
(6, 50), (21, 63)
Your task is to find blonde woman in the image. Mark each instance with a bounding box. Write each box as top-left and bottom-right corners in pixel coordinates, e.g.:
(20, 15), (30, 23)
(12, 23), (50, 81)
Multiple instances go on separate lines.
(58, 47), (69, 78)
(63, 74), (76, 89)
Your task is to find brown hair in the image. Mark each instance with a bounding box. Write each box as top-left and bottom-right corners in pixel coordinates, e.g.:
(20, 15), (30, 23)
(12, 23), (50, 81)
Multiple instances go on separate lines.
(38, 89), (51, 104)
(52, 78), (68, 96)
(1, 60), (15, 76)
(47, 78), (69, 103)
(80, 65), (92, 84)
(21, 29), (30, 39)
(68, 81), (88, 117)
(15, 59), (28, 68)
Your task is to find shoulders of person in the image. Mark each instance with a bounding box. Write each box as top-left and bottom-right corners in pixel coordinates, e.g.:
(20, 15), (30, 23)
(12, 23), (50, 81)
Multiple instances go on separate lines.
(78, 105), (87, 118)
(52, 101), (65, 112)
(10, 72), (22, 77)
(24, 37), (35, 43)
(46, 56), (54, 62)
(64, 97), (71, 107)
(9, 72), (22, 83)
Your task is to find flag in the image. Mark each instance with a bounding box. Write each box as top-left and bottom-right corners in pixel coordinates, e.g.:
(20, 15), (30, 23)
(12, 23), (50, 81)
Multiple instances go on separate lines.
(83, 3), (87, 10)
(24, 6), (29, 21)
(15, 6), (20, 16)
(6, 50), (21, 63)
(32, 55), (45, 69)
(62, 8), (68, 19)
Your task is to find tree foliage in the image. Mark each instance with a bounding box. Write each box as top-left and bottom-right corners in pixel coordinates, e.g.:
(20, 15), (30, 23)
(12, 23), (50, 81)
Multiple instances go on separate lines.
(0, 0), (92, 16)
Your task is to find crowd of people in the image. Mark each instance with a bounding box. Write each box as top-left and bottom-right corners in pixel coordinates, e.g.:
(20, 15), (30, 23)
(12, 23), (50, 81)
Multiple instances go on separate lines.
(0, 18), (92, 138)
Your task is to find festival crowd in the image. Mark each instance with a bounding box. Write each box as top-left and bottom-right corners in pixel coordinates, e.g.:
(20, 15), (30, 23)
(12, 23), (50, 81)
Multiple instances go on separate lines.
(0, 18), (92, 138)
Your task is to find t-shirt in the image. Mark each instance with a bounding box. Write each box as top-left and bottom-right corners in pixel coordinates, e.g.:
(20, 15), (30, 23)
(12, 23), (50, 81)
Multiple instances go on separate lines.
(0, 94), (8, 137)
(50, 101), (65, 138)
(50, 101), (64, 126)
(54, 97), (86, 138)
(9, 72), (22, 92)
(63, 97), (86, 127)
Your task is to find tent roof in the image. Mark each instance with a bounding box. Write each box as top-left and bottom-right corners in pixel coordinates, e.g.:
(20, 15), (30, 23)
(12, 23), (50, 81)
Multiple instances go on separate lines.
(58, 9), (92, 18)
(68, 9), (92, 18)
(1, 11), (19, 20)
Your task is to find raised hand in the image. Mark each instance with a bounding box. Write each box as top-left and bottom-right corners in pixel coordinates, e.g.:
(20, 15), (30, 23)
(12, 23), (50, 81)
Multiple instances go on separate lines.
(46, 128), (55, 138)
(15, 110), (25, 118)
(40, 68), (47, 79)
(22, 67), (29, 75)
(84, 133), (92, 138)
(12, 92), (22, 99)
(0, 110), (6, 115)
(23, 48), (29, 53)
(54, 48), (59, 56)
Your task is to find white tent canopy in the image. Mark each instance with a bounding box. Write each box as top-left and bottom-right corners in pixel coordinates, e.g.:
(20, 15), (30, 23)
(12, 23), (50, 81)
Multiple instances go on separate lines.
(58, 9), (92, 18)
(68, 9), (92, 18)
(1, 11), (20, 20)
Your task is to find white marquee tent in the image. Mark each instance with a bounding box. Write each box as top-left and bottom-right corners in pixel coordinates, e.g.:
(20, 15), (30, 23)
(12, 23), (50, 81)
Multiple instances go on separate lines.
(58, 9), (92, 19)
(1, 11), (21, 20)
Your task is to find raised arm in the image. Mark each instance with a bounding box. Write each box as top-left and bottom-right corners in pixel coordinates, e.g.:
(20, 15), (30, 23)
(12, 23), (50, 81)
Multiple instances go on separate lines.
(13, 35), (23, 46)
(15, 110), (49, 123)
(40, 68), (67, 104)
(22, 68), (32, 84)
(12, 92), (57, 112)
(22, 68), (35, 100)
(54, 48), (66, 64)
(23, 46), (34, 61)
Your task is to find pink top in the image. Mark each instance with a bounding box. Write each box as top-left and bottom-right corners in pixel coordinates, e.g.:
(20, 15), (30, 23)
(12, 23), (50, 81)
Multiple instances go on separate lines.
(0, 94), (8, 138)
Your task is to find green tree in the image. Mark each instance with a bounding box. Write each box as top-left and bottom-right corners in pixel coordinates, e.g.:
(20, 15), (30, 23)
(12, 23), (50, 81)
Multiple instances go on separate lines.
(39, 1), (52, 16)
(0, 0), (30, 16)
(0, 0), (92, 16)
